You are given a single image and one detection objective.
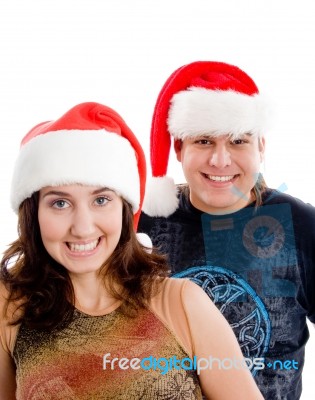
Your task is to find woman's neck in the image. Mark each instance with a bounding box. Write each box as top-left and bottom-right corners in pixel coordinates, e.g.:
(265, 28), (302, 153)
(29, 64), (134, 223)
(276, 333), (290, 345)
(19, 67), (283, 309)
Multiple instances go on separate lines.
(70, 272), (120, 315)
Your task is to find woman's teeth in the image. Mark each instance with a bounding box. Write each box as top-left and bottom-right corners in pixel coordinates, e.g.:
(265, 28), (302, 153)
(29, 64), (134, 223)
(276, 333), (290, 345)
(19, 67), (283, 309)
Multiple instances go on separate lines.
(67, 239), (99, 252)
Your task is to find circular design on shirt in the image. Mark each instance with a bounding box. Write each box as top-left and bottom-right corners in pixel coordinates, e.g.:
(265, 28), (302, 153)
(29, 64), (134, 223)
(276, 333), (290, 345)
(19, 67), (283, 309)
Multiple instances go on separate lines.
(173, 266), (271, 375)
(242, 215), (285, 259)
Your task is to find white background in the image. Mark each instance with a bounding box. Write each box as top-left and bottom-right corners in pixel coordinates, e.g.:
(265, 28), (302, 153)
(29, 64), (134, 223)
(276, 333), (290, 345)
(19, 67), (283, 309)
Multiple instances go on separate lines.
(0, 1), (314, 398)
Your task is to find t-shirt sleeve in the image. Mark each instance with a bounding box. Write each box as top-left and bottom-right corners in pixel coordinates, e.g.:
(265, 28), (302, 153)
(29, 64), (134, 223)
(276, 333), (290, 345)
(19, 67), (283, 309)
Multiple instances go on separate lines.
(150, 278), (264, 399)
(149, 278), (194, 357)
(0, 283), (19, 355)
(0, 284), (17, 398)
(292, 200), (315, 322)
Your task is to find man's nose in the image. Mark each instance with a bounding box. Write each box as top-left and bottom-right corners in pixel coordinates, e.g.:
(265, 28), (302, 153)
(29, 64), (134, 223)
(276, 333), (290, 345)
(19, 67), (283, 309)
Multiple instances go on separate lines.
(208, 145), (231, 168)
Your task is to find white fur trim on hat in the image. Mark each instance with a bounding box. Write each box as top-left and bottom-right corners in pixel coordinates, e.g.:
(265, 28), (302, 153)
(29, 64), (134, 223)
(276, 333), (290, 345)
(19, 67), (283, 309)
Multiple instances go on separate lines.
(168, 87), (270, 139)
(11, 130), (140, 213)
(136, 232), (153, 252)
(142, 176), (178, 217)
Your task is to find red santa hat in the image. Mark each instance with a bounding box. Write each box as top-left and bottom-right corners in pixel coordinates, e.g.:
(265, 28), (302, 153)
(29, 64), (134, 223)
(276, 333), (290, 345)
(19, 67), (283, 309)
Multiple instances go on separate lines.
(143, 61), (270, 217)
(11, 102), (147, 236)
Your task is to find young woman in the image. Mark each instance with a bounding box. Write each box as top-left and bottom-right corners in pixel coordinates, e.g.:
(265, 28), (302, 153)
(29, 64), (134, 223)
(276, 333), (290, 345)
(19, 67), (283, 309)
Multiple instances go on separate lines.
(0, 102), (263, 399)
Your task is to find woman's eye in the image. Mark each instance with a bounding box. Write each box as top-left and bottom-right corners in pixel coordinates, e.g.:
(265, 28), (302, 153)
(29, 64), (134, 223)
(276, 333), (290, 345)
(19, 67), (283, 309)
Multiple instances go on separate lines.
(94, 196), (110, 206)
(52, 200), (69, 209)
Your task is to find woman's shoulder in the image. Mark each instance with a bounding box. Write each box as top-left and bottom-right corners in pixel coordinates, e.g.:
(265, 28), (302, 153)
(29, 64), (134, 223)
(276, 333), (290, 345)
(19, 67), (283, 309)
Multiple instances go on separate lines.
(0, 282), (21, 355)
(152, 276), (228, 330)
(0, 281), (10, 313)
(150, 277), (223, 358)
(0, 282), (21, 318)
(150, 277), (212, 329)
(155, 277), (209, 303)
(149, 277), (196, 356)
(153, 276), (190, 301)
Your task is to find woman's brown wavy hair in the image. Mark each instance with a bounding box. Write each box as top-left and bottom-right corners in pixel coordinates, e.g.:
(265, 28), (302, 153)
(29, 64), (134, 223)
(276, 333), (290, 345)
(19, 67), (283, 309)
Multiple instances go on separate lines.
(0, 192), (169, 331)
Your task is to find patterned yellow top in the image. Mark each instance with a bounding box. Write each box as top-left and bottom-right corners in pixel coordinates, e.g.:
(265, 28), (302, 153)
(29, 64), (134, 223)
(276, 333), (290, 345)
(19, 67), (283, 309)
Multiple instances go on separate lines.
(3, 278), (203, 399)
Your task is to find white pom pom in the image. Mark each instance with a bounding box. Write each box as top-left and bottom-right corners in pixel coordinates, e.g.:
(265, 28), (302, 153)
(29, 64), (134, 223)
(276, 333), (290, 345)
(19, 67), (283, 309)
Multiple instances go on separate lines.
(142, 176), (179, 217)
(136, 232), (152, 253)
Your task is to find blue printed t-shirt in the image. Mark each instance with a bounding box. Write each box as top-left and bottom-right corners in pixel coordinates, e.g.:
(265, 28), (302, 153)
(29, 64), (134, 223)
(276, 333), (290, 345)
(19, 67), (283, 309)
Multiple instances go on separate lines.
(139, 187), (315, 400)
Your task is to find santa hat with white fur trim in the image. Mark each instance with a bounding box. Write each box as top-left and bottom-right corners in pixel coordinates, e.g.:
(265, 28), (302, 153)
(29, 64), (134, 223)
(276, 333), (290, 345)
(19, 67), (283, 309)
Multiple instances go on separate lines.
(142, 61), (270, 217)
(11, 102), (149, 242)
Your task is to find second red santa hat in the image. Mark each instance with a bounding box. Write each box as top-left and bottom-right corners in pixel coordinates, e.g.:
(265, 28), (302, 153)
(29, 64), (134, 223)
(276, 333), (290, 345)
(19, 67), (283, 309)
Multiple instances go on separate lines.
(143, 61), (270, 217)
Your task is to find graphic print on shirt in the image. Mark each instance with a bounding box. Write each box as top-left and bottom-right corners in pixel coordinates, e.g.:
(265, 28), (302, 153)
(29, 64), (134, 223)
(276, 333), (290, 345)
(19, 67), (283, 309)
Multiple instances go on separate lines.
(174, 265), (270, 375)
(13, 307), (202, 399)
(174, 203), (298, 376)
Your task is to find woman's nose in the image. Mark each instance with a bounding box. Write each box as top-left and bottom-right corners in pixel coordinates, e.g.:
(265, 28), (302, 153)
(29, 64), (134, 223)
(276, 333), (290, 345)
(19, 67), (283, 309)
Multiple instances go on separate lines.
(70, 207), (96, 238)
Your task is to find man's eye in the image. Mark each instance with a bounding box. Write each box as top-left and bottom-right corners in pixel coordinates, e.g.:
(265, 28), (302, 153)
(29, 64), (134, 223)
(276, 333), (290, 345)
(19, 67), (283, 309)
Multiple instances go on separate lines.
(195, 139), (211, 145)
(232, 139), (246, 145)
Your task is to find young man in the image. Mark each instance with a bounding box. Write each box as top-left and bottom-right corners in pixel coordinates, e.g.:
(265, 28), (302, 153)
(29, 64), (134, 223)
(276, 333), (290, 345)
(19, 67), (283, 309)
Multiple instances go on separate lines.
(139, 61), (315, 400)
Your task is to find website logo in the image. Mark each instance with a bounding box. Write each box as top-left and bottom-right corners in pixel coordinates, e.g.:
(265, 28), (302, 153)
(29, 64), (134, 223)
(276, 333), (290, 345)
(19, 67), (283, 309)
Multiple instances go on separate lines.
(102, 354), (298, 375)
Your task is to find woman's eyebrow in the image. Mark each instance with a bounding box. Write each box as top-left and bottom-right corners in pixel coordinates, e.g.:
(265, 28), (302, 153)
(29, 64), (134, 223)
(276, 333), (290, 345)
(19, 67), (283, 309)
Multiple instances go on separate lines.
(42, 187), (114, 198)
(42, 190), (70, 198)
(91, 187), (113, 195)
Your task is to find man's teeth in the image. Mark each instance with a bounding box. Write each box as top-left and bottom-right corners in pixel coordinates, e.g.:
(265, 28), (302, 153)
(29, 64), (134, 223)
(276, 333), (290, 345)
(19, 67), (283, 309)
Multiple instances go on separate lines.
(207, 175), (235, 182)
(68, 239), (99, 252)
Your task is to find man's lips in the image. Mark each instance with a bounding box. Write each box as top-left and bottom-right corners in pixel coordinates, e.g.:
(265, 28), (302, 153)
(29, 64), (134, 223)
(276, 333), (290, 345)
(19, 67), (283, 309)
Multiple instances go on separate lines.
(201, 173), (239, 182)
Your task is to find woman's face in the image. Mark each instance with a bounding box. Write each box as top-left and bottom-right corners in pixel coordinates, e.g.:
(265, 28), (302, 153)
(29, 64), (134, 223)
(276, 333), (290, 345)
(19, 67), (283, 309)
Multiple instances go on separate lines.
(38, 184), (123, 277)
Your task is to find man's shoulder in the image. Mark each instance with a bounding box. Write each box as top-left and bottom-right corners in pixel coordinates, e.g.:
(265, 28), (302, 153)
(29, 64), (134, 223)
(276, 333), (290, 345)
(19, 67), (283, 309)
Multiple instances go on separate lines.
(139, 187), (315, 231)
(262, 189), (315, 215)
(261, 189), (315, 239)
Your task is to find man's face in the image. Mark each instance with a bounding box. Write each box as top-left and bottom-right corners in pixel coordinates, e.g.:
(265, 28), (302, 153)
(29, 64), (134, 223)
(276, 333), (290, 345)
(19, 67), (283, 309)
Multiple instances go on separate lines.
(175, 134), (265, 215)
